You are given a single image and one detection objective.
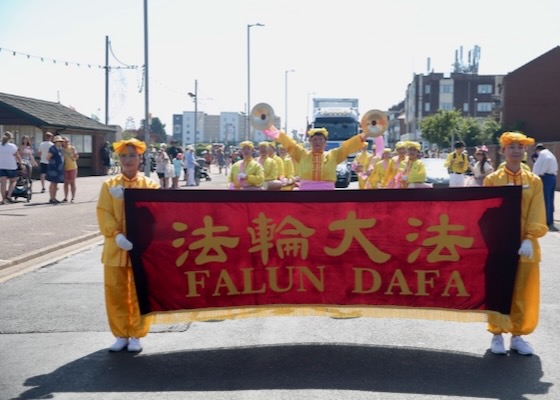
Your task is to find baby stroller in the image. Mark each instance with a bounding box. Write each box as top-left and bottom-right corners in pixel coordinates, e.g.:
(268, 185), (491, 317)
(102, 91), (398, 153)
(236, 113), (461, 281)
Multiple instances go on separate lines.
(11, 161), (33, 202)
(195, 157), (212, 182)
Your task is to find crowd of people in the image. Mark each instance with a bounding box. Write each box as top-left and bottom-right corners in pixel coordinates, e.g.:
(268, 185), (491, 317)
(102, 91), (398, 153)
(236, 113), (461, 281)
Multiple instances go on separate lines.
(0, 130), (79, 204)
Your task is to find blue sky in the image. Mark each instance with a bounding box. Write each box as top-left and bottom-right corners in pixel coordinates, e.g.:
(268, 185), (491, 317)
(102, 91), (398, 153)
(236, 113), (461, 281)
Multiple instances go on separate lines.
(1, 0), (559, 135)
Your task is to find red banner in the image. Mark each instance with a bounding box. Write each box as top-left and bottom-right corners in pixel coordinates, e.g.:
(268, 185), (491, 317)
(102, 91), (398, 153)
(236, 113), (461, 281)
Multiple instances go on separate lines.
(125, 187), (521, 321)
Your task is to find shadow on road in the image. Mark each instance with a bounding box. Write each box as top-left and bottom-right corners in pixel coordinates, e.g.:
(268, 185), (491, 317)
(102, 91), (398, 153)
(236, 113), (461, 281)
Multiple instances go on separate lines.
(15, 343), (551, 399)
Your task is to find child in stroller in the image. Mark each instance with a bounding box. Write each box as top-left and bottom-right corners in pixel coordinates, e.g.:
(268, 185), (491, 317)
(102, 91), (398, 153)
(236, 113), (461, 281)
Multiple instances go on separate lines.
(11, 160), (33, 202)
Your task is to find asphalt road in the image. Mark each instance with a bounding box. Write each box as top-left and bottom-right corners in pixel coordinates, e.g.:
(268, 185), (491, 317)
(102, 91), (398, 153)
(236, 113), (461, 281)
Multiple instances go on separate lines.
(1, 170), (560, 400)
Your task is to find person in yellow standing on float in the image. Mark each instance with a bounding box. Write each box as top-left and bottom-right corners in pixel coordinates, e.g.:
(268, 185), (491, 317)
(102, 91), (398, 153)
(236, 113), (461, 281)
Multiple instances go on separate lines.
(367, 148), (396, 189)
(257, 141), (281, 190)
(277, 144), (295, 190)
(352, 142), (373, 189)
(389, 141), (408, 188)
(397, 141), (429, 188)
(484, 132), (547, 356)
(96, 138), (160, 353)
(263, 127), (374, 190)
(228, 141), (264, 190)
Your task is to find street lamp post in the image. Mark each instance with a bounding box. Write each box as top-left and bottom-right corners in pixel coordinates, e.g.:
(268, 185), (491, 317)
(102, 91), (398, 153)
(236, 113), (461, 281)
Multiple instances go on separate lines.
(284, 69), (295, 135)
(247, 23), (264, 141)
(188, 79), (198, 149)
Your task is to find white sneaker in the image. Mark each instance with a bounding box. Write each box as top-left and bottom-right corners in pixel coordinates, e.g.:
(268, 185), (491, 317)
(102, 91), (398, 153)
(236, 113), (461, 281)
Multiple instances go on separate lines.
(490, 334), (506, 355)
(108, 337), (129, 352)
(510, 335), (534, 355)
(127, 337), (142, 352)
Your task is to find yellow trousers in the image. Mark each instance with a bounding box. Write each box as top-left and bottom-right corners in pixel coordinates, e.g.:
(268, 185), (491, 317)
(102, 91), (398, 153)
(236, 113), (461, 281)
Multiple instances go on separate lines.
(488, 262), (539, 335)
(104, 265), (152, 338)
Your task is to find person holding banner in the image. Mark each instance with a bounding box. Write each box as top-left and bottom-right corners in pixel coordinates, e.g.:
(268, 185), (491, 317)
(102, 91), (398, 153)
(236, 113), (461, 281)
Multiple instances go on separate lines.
(228, 141), (265, 190)
(96, 138), (160, 352)
(277, 144), (296, 191)
(483, 132), (547, 356)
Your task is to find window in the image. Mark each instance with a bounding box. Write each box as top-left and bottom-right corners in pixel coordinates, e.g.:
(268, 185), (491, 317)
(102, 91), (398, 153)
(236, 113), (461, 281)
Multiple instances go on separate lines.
(477, 84), (492, 94)
(463, 103), (469, 112)
(424, 102), (431, 112)
(424, 85), (431, 94)
(440, 84), (453, 94)
(477, 102), (493, 112)
(439, 102), (453, 110)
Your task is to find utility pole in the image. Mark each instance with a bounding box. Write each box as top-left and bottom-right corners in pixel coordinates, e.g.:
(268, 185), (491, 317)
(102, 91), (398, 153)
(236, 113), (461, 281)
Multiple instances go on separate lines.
(104, 36), (109, 125)
(143, 0), (151, 175)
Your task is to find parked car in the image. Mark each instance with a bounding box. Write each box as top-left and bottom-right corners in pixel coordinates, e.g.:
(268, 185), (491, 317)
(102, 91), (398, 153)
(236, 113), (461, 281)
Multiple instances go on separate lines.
(423, 158), (450, 188)
(335, 161), (352, 188)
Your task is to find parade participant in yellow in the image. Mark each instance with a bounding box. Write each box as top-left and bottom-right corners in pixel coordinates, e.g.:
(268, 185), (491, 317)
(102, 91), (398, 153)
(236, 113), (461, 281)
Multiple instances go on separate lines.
(228, 141), (264, 190)
(264, 127), (370, 190)
(352, 142), (373, 189)
(267, 141), (285, 182)
(397, 141), (429, 188)
(444, 141), (469, 187)
(278, 144), (295, 191)
(389, 141), (408, 188)
(257, 141), (281, 190)
(484, 132), (547, 356)
(96, 139), (160, 352)
(367, 148), (396, 189)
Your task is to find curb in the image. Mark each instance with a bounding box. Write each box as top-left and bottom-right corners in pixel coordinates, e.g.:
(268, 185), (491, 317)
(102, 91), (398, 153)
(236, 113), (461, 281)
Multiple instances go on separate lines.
(0, 231), (102, 271)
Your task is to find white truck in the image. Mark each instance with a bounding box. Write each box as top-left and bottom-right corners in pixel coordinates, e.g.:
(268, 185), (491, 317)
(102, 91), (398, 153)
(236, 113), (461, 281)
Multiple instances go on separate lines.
(311, 98), (360, 188)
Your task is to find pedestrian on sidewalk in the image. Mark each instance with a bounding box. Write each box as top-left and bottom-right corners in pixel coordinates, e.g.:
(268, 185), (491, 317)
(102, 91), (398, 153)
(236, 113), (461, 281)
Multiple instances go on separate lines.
(37, 131), (53, 193)
(61, 137), (79, 202)
(483, 132), (547, 356)
(532, 143), (558, 228)
(96, 138), (159, 353)
(0, 131), (22, 204)
(46, 135), (65, 204)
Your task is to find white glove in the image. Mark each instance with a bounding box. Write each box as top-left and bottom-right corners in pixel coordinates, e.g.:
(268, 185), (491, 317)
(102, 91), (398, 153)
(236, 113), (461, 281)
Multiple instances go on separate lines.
(115, 233), (133, 251)
(108, 185), (124, 200)
(401, 175), (408, 181)
(237, 173), (247, 180)
(518, 239), (533, 259)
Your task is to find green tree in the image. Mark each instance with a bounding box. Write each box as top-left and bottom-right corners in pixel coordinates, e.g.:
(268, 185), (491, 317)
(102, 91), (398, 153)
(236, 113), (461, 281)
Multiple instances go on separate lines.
(138, 117), (167, 144)
(420, 110), (462, 149)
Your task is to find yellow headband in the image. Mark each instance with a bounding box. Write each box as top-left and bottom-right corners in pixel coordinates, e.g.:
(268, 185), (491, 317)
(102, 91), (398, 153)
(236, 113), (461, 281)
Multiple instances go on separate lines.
(239, 140), (254, 149)
(383, 148), (392, 153)
(395, 141), (406, 150)
(307, 128), (328, 138)
(113, 139), (147, 155)
(499, 132), (535, 147)
(405, 141), (421, 151)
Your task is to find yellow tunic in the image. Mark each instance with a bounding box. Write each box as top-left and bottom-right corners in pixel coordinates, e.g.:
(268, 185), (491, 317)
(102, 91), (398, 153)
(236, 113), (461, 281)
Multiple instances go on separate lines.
(352, 150), (372, 189)
(97, 173), (160, 267)
(498, 161), (531, 171)
(276, 132), (364, 183)
(484, 167), (547, 335)
(258, 156), (279, 182)
(368, 158), (396, 188)
(444, 151), (469, 174)
(273, 155), (285, 178)
(281, 155), (295, 191)
(399, 159), (427, 185)
(228, 158), (265, 189)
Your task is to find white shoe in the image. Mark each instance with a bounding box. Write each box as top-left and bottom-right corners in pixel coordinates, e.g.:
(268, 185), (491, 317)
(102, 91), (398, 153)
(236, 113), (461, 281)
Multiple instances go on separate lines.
(510, 335), (533, 355)
(127, 337), (142, 352)
(490, 334), (506, 355)
(108, 337), (129, 352)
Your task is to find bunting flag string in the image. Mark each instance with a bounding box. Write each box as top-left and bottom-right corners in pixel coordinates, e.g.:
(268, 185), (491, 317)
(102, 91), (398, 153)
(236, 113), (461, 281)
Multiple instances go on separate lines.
(0, 46), (139, 70)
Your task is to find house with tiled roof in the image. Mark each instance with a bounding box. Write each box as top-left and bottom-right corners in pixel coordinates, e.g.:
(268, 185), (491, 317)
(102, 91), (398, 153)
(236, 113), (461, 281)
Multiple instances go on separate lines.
(0, 92), (116, 176)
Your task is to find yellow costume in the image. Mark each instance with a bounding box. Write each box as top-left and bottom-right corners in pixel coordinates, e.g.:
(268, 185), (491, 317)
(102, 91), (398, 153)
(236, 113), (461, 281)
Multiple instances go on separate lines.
(97, 142), (159, 340)
(276, 131), (364, 184)
(228, 158), (265, 190)
(368, 151), (396, 188)
(444, 151), (470, 174)
(280, 154), (295, 191)
(498, 160), (531, 172)
(352, 145), (372, 189)
(484, 165), (547, 335)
